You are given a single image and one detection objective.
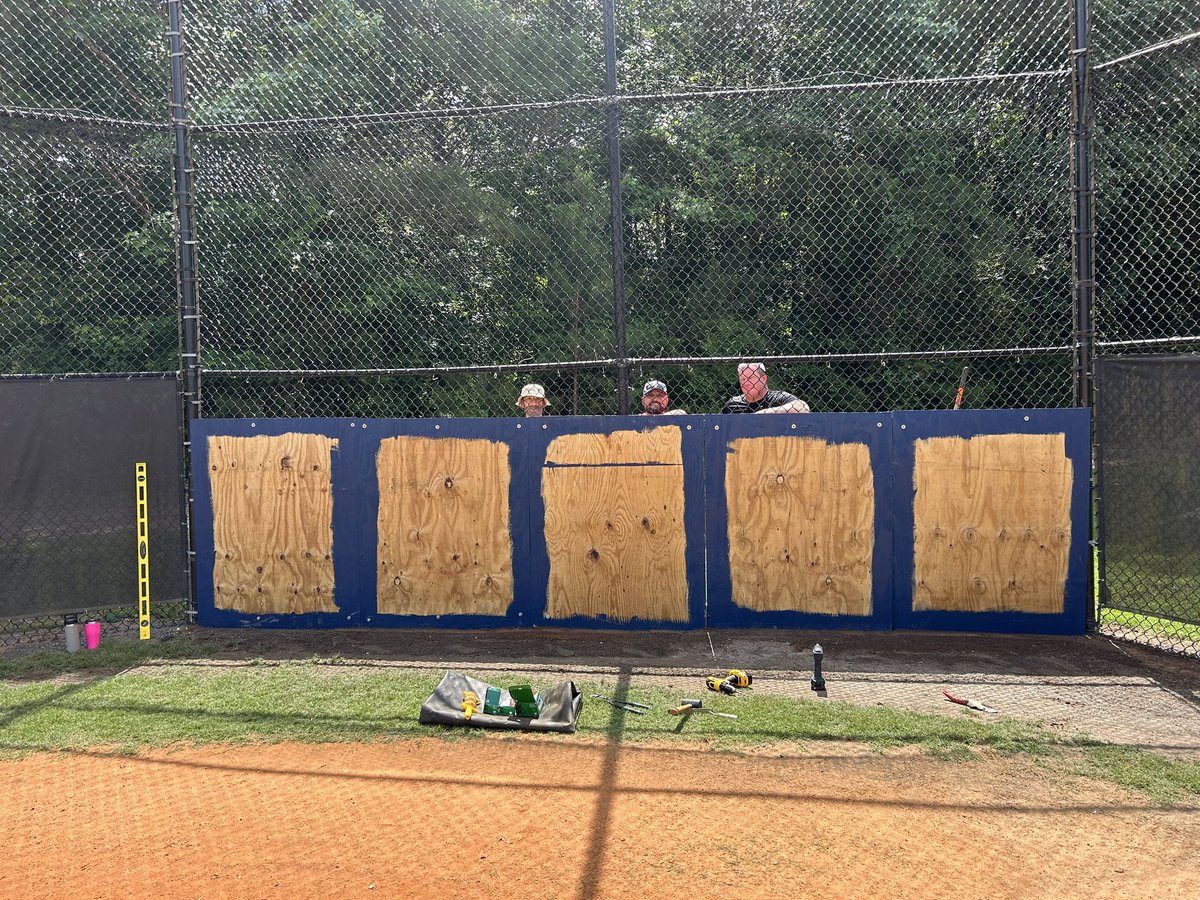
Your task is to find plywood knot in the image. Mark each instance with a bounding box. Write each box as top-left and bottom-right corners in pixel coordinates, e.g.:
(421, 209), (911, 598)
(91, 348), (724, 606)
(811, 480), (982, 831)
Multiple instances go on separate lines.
(587, 548), (600, 561)
(444, 477), (454, 490)
(280, 455), (292, 470)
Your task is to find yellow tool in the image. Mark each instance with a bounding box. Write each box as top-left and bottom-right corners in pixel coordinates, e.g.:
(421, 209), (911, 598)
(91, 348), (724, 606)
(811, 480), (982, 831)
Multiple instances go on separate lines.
(725, 669), (753, 688)
(706, 675), (737, 695)
(135, 463), (150, 641)
(461, 690), (480, 720)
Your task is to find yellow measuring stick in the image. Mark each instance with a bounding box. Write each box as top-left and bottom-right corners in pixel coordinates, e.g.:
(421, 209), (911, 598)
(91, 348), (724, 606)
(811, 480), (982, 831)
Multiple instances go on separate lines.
(136, 463), (150, 640)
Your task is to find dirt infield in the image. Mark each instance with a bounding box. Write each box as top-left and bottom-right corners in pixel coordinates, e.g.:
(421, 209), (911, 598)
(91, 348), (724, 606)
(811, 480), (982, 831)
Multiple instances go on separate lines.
(3, 738), (1198, 900)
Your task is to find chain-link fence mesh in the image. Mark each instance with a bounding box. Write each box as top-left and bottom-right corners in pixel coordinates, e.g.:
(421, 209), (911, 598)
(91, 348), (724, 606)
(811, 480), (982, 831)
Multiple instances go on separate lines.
(0, 120), (178, 375)
(1093, 24), (1200, 351)
(4, 0), (1200, 652)
(0, 1), (181, 640)
(1096, 356), (1200, 658)
(0, 377), (188, 647)
(1090, 1), (1200, 655)
(180, 0), (1080, 416)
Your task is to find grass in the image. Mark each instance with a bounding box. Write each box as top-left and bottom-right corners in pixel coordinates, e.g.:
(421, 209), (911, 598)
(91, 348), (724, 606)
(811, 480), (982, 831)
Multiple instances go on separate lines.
(0, 637), (208, 679)
(2, 640), (1199, 805)
(1099, 607), (1200, 646)
(1078, 746), (1200, 806)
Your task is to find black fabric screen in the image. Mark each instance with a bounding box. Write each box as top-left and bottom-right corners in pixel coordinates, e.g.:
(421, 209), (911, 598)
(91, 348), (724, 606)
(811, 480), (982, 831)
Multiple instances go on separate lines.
(1097, 355), (1200, 630)
(0, 378), (185, 618)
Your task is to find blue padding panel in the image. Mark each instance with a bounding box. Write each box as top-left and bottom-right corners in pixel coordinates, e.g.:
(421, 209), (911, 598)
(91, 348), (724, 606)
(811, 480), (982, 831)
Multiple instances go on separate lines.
(191, 418), (362, 629)
(891, 409), (1091, 635)
(704, 413), (895, 629)
(523, 415), (707, 629)
(358, 417), (530, 629)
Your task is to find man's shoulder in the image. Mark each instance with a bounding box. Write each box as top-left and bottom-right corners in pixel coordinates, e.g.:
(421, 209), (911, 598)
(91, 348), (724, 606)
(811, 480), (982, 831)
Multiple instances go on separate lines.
(721, 395), (750, 414)
(664, 408), (688, 416)
(766, 390), (800, 406)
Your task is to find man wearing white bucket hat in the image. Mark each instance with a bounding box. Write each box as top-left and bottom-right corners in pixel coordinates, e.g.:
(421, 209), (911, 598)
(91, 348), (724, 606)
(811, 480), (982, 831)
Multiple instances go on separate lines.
(516, 383), (549, 417)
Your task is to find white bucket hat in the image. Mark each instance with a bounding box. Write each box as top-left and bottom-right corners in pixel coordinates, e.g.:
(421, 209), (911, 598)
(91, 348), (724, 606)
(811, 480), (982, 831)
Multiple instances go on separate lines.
(517, 383), (549, 406)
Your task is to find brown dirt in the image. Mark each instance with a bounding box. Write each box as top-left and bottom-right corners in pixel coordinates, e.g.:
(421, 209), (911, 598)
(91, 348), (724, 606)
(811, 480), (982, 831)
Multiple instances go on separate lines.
(2, 738), (1198, 899)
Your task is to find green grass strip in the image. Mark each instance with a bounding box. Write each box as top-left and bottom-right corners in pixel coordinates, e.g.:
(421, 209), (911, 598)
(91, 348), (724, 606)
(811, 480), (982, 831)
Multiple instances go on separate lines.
(2, 647), (1198, 806)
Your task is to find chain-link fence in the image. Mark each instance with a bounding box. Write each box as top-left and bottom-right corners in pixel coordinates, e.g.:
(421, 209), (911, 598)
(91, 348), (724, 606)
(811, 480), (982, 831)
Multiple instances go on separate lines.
(1091, 1), (1200, 656)
(3, 0), (1200, 651)
(0, 377), (189, 647)
(1096, 356), (1200, 657)
(184, 0), (1083, 418)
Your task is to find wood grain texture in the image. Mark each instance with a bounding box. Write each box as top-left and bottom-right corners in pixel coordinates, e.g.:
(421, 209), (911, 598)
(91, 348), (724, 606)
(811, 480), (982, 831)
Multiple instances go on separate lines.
(546, 427), (682, 466)
(912, 433), (1072, 613)
(209, 433), (337, 614)
(726, 437), (874, 615)
(376, 437), (513, 616)
(543, 427), (688, 622)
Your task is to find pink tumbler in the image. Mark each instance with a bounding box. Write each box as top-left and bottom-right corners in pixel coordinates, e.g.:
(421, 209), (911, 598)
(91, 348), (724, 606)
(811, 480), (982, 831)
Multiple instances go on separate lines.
(84, 621), (101, 650)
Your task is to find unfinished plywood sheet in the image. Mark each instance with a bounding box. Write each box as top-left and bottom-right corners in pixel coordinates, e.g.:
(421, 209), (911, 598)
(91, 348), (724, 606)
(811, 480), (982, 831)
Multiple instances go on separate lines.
(377, 436), (513, 617)
(543, 427), (688, 622)
(546, 428), (681, 467)
(913, 433), (1072, 613)
(209, 433), (337, 614)
(726, 437), (874, 615)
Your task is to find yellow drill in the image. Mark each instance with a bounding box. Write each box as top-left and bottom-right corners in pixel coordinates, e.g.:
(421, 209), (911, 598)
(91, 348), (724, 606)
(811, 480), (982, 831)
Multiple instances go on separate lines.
(706, 670), (752, 695)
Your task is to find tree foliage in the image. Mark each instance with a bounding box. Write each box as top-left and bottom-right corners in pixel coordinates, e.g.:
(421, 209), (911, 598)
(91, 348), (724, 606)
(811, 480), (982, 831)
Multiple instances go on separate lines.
(0, 0), (1195, 413)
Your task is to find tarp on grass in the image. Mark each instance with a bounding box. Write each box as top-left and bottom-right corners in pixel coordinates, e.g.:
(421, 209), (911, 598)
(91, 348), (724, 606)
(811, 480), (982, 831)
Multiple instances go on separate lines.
(419, 671), (582, 732)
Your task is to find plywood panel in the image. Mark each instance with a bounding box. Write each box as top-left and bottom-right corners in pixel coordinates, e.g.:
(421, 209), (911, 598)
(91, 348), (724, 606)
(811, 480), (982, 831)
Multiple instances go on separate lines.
(546, 427), (682, 466)
(209, 433), (337, 614)
(726, 437), (874, 615)
(543, 427), (688, 622)
(913, 433), (1072, 613)
(377, 437), (513, 616)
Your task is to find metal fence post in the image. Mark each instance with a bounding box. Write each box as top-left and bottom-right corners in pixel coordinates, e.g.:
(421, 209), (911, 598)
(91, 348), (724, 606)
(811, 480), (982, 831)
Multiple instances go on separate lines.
(1072, 0), (1097, 630)
(166, 0), (201, 618)
(166, 0), (201, 420)
(1071, 0), (1094, 410)
(603, 0), (629, 414)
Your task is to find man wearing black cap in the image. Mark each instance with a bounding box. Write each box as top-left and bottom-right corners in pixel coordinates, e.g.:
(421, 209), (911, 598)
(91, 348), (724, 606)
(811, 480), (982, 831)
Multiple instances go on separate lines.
(638, 379), (687, 415)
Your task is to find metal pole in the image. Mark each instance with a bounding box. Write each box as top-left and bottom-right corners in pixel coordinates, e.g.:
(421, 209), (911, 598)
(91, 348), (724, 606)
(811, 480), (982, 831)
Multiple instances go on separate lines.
(166, 0), (201, 419)
(165, 0), (200, 619)
(1071, 0), (1094, 410)
(602, 0), (629, 414)
(1072, 0), (1096, 630)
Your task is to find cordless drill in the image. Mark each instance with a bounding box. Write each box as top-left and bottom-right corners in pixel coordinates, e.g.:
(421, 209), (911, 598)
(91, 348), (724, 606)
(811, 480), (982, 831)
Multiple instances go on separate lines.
(706, 669), (753, 695)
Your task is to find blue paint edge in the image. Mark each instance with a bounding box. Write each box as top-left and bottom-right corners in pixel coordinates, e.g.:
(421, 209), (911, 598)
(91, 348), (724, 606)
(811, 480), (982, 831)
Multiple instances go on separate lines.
(890, 408), (1091, 635)
(191, 418), (361, 629)
(523, 415), (707, 631)
(358, 417), (529, 630)
(703, 413), (895, 630)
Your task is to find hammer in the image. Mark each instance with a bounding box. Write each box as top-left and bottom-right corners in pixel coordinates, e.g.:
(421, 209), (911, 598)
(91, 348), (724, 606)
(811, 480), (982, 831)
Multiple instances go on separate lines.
(669, 698), (737, 720)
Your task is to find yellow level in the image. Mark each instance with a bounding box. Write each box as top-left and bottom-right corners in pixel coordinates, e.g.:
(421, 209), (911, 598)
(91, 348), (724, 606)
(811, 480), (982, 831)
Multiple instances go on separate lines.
(136, 463), (150, 640)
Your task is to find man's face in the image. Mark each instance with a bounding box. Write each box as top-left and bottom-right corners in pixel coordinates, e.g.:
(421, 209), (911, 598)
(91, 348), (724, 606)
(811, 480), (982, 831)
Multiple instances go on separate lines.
(739, 366), (768, 403)
(520, 397), (546, 417)
(642, 389), (668, 414)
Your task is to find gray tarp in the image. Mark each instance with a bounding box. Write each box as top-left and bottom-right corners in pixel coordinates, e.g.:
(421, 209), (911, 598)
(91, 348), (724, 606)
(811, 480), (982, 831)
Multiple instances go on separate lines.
(419, 671), (583, 732)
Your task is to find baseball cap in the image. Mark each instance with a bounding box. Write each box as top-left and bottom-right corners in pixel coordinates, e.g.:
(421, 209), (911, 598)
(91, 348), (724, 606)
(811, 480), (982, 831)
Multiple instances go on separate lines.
(642, 379), (668, 396)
